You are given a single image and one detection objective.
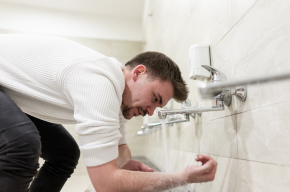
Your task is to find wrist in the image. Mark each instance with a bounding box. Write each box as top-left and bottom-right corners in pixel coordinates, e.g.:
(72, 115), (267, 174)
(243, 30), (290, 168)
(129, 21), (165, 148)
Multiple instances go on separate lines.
(179, 170), (189, 184)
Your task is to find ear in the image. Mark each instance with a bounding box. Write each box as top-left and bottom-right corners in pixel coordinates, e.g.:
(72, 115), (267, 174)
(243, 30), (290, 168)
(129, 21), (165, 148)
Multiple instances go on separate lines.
(132, 65), (147, 81)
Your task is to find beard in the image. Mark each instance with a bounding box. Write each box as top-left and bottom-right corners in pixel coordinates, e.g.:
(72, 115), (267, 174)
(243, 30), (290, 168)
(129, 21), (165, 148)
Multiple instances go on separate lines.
(121, 106), (147, 120)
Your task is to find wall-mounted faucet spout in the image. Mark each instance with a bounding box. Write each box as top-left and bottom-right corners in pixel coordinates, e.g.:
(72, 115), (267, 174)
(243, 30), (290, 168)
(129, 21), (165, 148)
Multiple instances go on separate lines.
(158, 100), (224, 119)
(158, 65), (241, 119)
(147, 114), (190, 126)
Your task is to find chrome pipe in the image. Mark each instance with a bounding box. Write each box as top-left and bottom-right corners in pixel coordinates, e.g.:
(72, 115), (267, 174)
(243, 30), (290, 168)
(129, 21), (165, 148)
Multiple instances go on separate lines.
(200, 71), (290, 98)
(158, 105), (224, 119)
(147, 114), (190, 127)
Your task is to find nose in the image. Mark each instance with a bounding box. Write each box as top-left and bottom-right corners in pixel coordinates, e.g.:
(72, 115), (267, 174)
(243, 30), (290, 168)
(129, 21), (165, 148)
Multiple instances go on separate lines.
(147, 105), (157, 116)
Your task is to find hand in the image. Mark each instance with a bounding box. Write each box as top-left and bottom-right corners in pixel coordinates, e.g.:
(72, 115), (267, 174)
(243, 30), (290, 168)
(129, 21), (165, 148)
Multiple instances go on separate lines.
(184, 154), (217, 183)
(120, 160), (154, 172)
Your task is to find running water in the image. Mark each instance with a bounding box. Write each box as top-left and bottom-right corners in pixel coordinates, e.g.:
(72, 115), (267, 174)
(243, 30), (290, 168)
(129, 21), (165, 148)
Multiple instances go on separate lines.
(161, 119), (195, 192)
(161, 119), (169, 172)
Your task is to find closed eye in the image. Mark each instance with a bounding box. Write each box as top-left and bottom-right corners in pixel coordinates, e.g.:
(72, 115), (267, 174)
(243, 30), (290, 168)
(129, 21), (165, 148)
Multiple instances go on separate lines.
(154, 95), (158, 102)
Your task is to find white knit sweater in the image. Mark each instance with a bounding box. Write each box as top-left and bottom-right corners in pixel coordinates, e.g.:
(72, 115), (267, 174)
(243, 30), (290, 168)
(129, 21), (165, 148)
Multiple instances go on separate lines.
(0, 34), (127, 166)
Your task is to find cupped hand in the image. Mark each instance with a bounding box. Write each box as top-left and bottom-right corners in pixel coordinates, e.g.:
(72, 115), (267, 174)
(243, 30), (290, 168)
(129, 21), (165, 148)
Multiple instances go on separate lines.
(184, 154), (217, 183)
(120, 160), (154, 172)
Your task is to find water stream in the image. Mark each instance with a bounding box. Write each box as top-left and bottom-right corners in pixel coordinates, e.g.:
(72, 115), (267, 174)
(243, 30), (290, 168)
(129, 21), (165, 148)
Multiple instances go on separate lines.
(161, 119), (195, 192)
(161, 118), (169, 172)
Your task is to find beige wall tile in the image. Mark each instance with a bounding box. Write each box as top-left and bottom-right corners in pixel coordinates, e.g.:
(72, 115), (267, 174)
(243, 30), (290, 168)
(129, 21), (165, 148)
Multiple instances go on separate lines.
(235, 159), (290, 192)
(141, 0), (290, 191)
(227, 0), (258, 28)
(237, 101), (290, 166)
(177, 123), (201, 153)
(200, 115), (238, 158)
(195, 155), (238, 192)
(230, 0), (290, 77)
(167, 149), (180, 172)
(170, 0), (197, 49)
(227, 0), (290, 113)
(175, 151), (198, 172)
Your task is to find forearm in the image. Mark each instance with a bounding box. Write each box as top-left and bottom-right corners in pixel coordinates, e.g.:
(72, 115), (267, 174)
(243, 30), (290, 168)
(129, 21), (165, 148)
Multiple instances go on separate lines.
(88, 154), (217, 192)
(113, 169), (187, 192)
(89, 166), (187, 192)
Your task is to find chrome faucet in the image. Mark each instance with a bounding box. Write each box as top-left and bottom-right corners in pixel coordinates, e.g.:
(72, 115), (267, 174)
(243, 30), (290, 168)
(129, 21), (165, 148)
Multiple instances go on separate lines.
(158, 65), (245, 119)
(143, 113), (190, 128)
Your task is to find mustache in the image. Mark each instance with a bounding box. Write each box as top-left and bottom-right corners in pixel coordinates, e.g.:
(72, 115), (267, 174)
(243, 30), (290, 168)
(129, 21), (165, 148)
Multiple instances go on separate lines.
(122, 107), (147, 116)
(140, 108), (147, 116)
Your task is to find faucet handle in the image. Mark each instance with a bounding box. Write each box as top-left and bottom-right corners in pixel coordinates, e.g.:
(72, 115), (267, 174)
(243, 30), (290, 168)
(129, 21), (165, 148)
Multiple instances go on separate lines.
(201, 65), (227, 83)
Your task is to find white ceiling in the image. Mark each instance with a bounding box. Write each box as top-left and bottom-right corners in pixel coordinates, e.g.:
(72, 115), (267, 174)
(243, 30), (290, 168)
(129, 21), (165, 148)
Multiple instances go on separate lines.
(0, 0), (145, 19)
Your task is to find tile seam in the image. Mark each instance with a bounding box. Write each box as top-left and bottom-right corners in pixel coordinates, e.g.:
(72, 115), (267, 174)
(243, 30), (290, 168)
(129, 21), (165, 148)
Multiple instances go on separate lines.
(197, 153), (290, 167)
(199, 98), (290, 123)
(212, 0), (260, 50)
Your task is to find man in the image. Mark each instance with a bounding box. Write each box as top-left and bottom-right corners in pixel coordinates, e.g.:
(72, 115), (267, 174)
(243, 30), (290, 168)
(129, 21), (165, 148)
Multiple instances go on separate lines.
(0, 34), (217, 192)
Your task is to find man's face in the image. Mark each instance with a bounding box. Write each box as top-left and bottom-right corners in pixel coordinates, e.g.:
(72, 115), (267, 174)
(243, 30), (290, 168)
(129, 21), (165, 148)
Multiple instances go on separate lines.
(122, 66), (174, 120)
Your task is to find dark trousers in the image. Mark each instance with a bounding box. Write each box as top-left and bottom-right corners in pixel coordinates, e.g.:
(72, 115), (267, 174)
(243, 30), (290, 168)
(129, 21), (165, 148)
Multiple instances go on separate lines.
(0, 89), (80, 192)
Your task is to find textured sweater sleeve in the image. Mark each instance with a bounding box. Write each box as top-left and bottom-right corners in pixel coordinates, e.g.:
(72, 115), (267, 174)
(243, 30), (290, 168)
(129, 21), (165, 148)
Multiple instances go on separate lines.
(62, 60), (124, 167)
(118, 111), (127, 145)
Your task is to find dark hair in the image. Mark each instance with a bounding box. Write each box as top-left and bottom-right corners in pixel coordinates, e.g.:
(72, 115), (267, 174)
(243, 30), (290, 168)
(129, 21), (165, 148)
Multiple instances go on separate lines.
(125, 51), (189, 102)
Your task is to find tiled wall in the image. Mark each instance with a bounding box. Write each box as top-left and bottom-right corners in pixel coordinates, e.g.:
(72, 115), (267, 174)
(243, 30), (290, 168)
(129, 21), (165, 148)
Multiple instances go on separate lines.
(141, 0), (290, 191)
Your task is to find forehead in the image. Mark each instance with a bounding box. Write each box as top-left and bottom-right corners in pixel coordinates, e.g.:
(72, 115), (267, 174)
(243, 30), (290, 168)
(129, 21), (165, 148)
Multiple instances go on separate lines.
(152, 79), (174, 102)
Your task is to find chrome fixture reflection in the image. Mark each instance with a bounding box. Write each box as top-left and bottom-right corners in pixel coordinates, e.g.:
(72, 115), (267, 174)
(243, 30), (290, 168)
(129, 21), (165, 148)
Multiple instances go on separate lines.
(199, 67), (290, 99)
(141, 113), (190, 129)
(145, 114), (190, 128)
(158, 65), (244, 119)
(158, 100), (224, 119)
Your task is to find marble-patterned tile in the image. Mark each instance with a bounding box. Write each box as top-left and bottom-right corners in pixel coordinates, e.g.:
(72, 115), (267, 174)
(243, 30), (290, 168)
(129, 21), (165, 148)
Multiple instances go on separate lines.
(178, 123), (201, 153)
(237, 101), (290, 166)
(175, 151), (198, 172)
(235, 159), (290, 192)
(230, 0), (290, 76)
(151, 127), (164, 149)
(227, 0), (259, 28)
(146, 147), (179, 173)
(234, 79), (290, 114)
(186, 0), (230, 47)
(170, 0), (198, 48)
(211, 33), (233, 80)
(228, 0), (290, 112)
(167, 149), (180, 172)
(195, 155), (238, 192)
(200, 115), (238, 158)
(166, 124), (181, 151)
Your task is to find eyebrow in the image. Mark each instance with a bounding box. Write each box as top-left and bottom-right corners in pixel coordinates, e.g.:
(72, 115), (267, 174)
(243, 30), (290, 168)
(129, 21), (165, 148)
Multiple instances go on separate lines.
(158, 93), (163, 105)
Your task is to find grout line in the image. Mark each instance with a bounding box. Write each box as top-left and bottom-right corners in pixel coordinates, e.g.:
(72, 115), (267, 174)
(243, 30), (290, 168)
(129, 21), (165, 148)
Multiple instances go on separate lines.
(233, 104), (239, 192)
(212, 0), (260, 50)
(202, 99), (290, 122)
(198, 153), (290, 168)
(233, 140), (239, 192)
